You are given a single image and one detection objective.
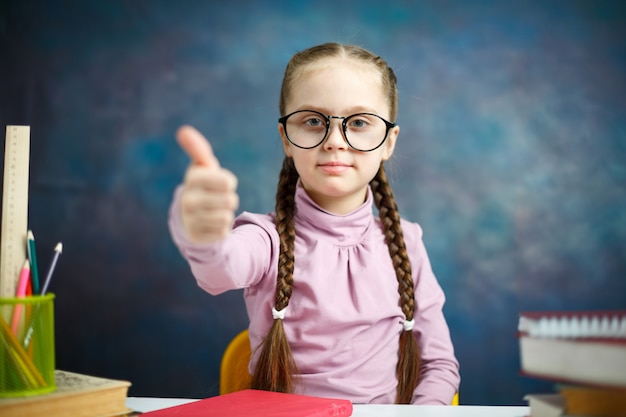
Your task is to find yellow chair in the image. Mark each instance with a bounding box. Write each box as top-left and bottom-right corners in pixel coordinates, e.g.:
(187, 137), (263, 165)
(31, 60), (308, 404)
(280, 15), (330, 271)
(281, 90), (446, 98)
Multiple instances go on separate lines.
(220, 329), (253, 394)
(220, 329), (459, 404)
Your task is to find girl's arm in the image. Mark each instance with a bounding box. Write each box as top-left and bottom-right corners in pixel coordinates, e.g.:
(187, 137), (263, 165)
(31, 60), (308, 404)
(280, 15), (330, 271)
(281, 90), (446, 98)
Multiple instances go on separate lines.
(168, 186), (275, 295)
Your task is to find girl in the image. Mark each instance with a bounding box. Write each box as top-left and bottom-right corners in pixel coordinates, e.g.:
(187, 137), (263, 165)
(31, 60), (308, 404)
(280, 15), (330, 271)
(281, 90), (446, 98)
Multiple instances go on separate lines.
(169, 42), (460, 404)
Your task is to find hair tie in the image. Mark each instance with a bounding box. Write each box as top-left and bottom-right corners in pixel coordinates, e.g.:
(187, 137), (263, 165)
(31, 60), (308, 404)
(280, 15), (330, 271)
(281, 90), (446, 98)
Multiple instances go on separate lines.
(402, 319), (415, 332)
(272, 307), (286, 320)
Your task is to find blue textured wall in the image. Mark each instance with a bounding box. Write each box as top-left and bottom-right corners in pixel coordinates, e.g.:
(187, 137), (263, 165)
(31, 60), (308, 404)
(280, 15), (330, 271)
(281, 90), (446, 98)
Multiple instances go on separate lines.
(1, 0), (625, 405)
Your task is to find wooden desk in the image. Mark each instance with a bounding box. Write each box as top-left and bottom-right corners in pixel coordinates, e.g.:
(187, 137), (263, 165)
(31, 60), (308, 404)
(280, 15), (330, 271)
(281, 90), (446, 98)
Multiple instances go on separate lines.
(126, 397), (530, 416)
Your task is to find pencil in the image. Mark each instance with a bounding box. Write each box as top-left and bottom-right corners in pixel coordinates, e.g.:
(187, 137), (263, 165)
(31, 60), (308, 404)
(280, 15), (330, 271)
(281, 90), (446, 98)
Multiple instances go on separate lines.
(0, 315), (46, 388)
(27, 230), (40, 294)
(22, 242), (62, 349)
(10, 260), (30, 335)
(40, 242), (62, 295)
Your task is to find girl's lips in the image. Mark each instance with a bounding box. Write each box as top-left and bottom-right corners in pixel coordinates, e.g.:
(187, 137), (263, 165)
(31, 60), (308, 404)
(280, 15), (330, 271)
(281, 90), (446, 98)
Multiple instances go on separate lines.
(318, 162), (351, 175)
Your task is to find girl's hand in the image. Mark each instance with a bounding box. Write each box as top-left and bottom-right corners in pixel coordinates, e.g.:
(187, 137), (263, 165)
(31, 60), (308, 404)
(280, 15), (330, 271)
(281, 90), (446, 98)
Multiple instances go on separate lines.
(176, 125), (239, 244)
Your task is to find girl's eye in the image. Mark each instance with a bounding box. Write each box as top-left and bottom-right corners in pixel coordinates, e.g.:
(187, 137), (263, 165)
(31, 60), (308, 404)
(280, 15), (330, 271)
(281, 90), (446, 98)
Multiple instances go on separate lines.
(348, 117), (370, 129)
(304, 117), (325, 127)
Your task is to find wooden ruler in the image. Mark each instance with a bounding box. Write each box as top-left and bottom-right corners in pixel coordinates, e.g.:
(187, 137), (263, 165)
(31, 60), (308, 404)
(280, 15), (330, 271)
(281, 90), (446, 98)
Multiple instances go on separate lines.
(0, 125), (30, 298)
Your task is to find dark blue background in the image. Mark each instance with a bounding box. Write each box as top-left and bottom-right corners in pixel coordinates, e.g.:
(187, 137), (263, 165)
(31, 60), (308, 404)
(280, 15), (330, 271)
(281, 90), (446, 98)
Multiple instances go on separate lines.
(1, 0), (625, 405)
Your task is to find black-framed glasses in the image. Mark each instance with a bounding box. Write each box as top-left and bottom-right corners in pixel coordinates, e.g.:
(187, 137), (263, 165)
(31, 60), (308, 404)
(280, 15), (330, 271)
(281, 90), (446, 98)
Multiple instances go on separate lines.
(278, 110), (397, 152)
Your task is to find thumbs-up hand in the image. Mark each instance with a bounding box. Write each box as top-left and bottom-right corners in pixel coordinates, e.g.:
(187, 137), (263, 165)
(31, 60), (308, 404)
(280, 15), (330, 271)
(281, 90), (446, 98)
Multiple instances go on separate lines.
(176, 125), (239, 244)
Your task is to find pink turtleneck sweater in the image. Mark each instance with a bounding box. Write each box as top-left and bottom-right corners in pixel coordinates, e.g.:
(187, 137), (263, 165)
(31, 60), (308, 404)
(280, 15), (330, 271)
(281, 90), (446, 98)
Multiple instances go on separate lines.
(168, 183), (460, 404)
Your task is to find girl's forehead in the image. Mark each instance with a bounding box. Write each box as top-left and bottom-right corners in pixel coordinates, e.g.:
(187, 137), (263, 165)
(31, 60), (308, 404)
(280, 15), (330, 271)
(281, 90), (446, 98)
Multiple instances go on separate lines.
(297, 56), (381, 82)
(287, 58), (387, 109)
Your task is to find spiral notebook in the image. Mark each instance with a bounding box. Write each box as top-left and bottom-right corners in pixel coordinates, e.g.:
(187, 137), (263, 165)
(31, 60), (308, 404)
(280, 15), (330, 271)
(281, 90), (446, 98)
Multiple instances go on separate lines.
(518, 311), (626, 388)
(518, 310), (626, 339)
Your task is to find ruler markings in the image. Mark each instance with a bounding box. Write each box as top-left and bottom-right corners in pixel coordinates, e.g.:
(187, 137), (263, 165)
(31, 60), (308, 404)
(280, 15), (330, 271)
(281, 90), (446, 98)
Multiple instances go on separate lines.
(1, 125), (30, 298)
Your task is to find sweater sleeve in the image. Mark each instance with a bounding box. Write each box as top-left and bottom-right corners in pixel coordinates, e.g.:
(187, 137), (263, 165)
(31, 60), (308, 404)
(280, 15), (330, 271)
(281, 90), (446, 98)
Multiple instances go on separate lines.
(167, 185), (276, 295)
(402, 220), (461, 405)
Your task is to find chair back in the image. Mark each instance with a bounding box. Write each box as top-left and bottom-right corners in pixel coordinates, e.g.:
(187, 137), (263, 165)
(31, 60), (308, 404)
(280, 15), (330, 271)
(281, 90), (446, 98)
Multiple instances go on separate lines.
(220, 329), (252, 394)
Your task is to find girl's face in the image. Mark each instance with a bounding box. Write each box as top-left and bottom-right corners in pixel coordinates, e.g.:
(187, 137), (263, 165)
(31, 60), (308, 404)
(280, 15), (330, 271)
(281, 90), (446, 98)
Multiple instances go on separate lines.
(278, 58), (399, 215)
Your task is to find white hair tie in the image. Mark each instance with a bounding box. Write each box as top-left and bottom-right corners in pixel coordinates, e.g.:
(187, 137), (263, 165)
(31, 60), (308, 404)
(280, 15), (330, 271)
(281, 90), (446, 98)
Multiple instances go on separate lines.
(272, 307), (286, 320)
(402, 319), (415, 332)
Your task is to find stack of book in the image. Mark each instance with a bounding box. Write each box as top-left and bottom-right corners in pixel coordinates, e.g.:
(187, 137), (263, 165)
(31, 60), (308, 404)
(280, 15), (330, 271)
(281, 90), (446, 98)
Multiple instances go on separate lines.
(0, 370), (131, 417)
(518, 310), (626, 417)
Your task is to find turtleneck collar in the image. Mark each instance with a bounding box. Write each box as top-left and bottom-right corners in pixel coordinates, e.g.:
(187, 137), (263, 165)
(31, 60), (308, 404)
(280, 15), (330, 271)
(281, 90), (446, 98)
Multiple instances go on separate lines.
(293, 182), (375, 245)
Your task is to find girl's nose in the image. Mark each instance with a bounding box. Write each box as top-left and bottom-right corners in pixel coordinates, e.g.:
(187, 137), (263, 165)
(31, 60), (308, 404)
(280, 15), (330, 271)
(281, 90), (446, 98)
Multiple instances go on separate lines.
(323, 120), (348, 150)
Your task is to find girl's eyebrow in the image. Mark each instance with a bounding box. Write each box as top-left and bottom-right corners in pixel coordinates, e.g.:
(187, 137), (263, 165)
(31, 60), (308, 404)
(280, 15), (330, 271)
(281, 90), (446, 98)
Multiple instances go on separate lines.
(294, 105), (381, 115)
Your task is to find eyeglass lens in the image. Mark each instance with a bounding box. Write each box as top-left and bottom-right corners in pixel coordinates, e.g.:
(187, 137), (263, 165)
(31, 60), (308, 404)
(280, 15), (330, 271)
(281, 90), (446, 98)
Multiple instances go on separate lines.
(283, 110), (390, 151)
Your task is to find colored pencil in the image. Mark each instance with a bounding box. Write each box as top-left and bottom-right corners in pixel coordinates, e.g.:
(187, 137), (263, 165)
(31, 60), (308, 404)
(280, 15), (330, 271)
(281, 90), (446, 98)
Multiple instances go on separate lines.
(10, 260), (30, 335)
(40, 242), (62, 295)
(22, 242), (62, 349)
(0, 315), (46, 388)
(27, 230), (40, 294)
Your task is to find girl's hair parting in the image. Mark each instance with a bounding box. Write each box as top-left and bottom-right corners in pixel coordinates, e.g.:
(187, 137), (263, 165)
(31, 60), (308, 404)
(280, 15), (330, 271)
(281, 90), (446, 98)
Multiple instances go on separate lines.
(278, 43), (399, 120)
(250, 42), (420, 404)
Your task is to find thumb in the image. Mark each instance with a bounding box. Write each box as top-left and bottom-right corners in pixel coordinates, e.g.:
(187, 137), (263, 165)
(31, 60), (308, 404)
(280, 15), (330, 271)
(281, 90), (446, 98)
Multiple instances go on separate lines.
(176, 125), (220, 169)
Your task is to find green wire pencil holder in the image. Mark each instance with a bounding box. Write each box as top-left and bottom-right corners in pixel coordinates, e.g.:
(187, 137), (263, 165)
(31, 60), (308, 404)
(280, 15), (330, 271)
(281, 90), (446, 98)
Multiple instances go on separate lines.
(0, 293), (56, 397)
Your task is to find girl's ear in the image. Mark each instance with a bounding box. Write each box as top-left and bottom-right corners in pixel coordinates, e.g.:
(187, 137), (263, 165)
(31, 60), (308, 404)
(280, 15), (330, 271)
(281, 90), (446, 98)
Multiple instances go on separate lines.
(381, 125), (399, 161)
(278, 123), (293, 157)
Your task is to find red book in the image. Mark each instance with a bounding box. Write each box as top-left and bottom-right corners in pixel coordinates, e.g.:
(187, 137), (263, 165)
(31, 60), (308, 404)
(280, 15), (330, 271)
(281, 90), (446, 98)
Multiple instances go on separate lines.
(140, 389), (353, 417)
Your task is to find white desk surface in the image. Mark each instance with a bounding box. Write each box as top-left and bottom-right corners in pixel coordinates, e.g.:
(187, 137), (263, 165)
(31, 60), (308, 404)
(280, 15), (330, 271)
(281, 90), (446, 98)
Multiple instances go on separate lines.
(126, 397), (530, 417)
